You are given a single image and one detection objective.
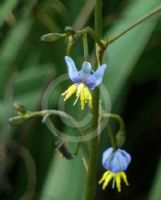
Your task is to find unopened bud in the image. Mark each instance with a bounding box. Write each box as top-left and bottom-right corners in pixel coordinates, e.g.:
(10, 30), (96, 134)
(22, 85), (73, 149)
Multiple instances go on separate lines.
(9, 116), (27, 125)
(65, 26), (75, 35)
(41, 33), (66, 42)
(13, 102), (27, 114)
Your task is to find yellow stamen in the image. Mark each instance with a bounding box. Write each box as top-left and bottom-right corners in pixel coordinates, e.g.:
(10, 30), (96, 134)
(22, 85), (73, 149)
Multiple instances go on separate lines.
(115, 173), (121, 192)
(62, 84), (77, 101)
(120, 172), (129, 186)
(83, 86), (92, 109)
(99, 171), (129, 192)
(102, 173), (113, 190)
(62, 83), (92, 110)
(98, 171), (110, 184)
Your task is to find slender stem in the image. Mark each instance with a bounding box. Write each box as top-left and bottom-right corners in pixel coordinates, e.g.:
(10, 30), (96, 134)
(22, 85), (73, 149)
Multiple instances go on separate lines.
(102, 113), (126, 147)
(95, 0), (102, 37)
(66, 36), (74, 55)
(107, 126), (117, 149)
(78, 27), (105, 49)
(19, 146), (36, 200)
(83, 32), (89, 60)
(108, 4), (161, 45)
(9, 109), (86, 139)
(74, 142), (81, 155)
(85, 0), (102, 200)
(102, 113), (125, 132)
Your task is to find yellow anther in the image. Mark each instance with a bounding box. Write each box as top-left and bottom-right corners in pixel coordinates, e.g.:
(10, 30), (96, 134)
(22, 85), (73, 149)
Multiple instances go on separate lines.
(62, 83), (92, 110)
(62, 84), (77, 101)
(99, 171), (129, 192)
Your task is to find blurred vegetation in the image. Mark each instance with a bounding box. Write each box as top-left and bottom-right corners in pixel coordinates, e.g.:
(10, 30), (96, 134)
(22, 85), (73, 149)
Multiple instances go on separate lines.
(0, 0), (161, 200)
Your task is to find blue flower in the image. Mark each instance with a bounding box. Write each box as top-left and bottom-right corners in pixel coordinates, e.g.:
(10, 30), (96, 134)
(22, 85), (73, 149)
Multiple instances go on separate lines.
(62, 56), (107, 109)
(102, 147), (131, 172)
(99, 147), (131, 192)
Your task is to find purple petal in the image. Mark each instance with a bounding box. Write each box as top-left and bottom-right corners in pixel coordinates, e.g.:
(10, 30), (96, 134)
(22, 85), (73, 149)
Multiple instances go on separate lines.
(111, 152), (127, 172)
(65, 56), (81, 83)
(102, 147), (131, 172)
(79, 61), (92, 81)
(119, 149), (131, 165)
(85, 64), (107, 89)
(102, 147), (114, 170)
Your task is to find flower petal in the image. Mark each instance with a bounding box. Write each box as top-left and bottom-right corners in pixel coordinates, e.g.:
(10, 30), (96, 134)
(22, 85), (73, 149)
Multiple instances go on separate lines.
(111, 153), (127, 172)
(102, 147), (114, 170)
(79, 61), (92, 81)
(119, 149), (131, 165)
(85, 64), (107, 89)
(65, 56), (81, 83)
(102, 147), (131, 172)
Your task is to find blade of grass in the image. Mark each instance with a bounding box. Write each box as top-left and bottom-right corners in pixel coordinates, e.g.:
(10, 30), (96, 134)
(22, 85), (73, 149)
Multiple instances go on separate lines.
(0, 0), (17, 27)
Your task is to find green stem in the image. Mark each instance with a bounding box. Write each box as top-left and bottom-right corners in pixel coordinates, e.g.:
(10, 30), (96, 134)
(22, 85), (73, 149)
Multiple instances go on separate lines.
(108, 4), (161, 45)
(85, 0), (102, 200)
(79, 27), (105, 49)
(102, 113), (125, 132)
(66, 37), (74, 55)
(95, 0), (102, 38)
(83, 32), (89, 60)
(102, 113), (126, 147)
(9, 109), (85, 139)
(107, 126), (117, 149)
(19, 146), (36, 200)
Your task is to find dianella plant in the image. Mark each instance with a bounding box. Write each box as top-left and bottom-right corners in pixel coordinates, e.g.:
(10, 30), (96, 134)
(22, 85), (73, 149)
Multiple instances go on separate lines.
(1, 0), (161, 200)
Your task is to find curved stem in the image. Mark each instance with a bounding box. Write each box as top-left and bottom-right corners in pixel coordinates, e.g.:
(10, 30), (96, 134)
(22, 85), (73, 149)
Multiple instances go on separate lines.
(19, 146), (36, 200)
(102, 113), (125, 132)
(9, 109), (86, 140)
(78, 27), (105, 49)
(102, 113), (126, 147)
(85, 0), (102, 200)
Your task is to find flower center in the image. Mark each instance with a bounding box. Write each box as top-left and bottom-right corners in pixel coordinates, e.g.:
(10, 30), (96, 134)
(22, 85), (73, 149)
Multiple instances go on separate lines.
(62, 83), (92, 110)
(75, 83), (92, 110)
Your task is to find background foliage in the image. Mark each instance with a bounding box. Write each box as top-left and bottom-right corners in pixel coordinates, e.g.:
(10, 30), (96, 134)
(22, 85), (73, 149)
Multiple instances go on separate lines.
(0, 0), (161, 200)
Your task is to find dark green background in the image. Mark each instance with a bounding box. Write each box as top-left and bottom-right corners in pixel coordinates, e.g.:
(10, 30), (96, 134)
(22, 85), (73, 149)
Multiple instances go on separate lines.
(0, 0), (161, 199)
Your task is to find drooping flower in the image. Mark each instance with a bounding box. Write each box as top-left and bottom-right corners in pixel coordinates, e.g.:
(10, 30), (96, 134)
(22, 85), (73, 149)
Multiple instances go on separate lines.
(99, 147), (131, 192)
(62, 56), (107, 110)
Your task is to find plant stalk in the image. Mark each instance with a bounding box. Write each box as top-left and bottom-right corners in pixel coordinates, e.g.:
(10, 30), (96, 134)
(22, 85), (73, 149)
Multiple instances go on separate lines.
(108, 4), (161, 45)
(85, 0), (102, 199)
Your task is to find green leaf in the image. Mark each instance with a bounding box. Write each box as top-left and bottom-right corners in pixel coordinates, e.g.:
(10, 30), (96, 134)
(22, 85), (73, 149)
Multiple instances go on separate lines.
(148, 157), (161, 200)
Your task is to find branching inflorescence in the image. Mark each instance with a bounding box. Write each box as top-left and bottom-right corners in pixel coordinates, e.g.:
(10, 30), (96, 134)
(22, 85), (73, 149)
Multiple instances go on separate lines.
(8, 2), (161, 200)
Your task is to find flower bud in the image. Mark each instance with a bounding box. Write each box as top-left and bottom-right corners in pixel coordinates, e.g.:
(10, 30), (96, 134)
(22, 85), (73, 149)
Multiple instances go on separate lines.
(9, 116), (26, 125)
(13, 102), (27, 114)
(41, 33), (66, 42)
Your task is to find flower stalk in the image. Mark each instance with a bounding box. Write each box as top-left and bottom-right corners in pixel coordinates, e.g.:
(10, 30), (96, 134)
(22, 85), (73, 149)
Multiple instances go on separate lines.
(102, 113), (126, 147)
(107, 4), (161, 46)
(85, 0), (102, 199)
(82, 32), (89, 60)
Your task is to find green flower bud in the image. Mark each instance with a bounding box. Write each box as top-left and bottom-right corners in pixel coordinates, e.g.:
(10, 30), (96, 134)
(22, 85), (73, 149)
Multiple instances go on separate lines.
(9, 116), (27, 125)
(65, 26), (76, 35)
(41, 33), (66, 42)
(13, 102), (27, 114)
